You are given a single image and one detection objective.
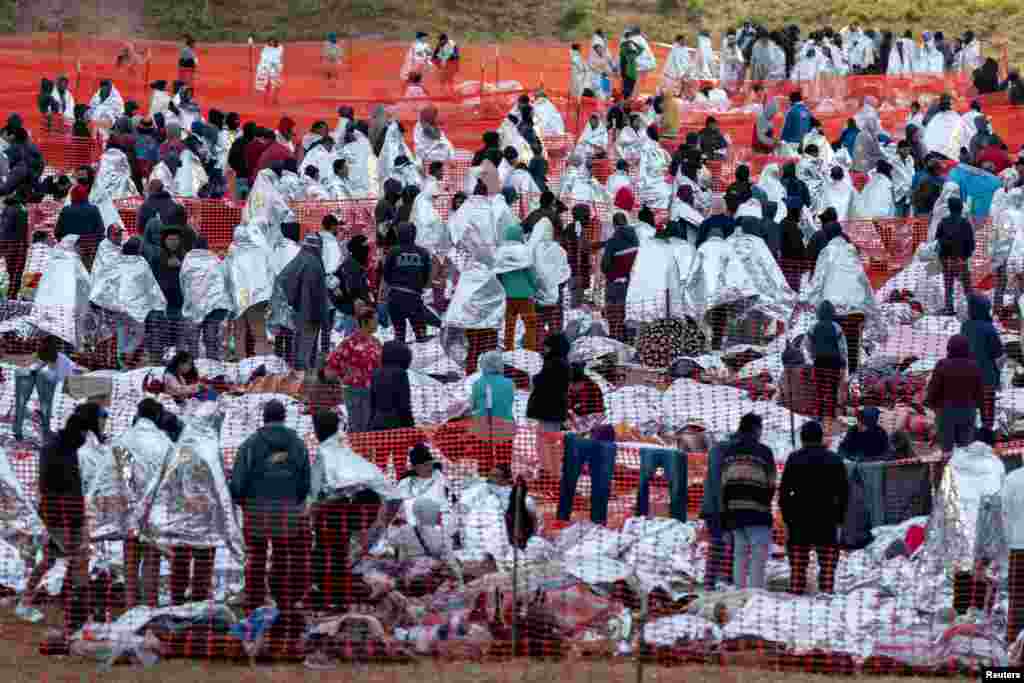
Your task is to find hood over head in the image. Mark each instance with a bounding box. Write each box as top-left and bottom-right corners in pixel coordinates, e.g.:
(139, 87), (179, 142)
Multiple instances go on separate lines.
(816, 299), (836, 322)
(543, 333), (571, 360)
(860, 406), (881, 429)
(382, 340), (413, 369)
(947, 334), (971, 358)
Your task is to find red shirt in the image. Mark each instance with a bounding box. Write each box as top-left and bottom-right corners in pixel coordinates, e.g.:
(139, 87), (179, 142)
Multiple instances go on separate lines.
(327, 331), (383, 390)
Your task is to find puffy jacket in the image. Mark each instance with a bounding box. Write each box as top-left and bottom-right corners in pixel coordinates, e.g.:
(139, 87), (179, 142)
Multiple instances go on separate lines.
(780, 444), (849, 545)
(498, 223), (539, 299)
(600, 223), (639, 283)
(230, 423), (311, 508)
(382, 223), (432, 294)
(55, 200), (104, 241)
(935, 198), (976, 259)
(926, 334), (985, 411)
(369, 341), (415, 430)
(961, 293), (1004, 387)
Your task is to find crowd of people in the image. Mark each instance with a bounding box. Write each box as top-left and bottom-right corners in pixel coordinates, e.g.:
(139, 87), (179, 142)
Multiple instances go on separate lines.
(1, 20), (1024, 667)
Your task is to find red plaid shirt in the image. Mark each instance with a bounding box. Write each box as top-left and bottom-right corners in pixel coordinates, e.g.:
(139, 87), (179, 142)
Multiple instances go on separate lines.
(327, 331), (382, 390)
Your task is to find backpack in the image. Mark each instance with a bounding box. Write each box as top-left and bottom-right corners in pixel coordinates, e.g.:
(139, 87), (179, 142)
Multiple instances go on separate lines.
(912, 178), (941, 214)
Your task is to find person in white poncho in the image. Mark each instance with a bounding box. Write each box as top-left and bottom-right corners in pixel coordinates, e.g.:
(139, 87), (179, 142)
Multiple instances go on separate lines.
(401, 32), (434, 82)
(820, 166), (858, 221)
(87, 79), (124, 131)
(414, 106), (455, 164)
(588, 41), (616, 100)
(853, 160), (897, 219)
(340, 123), (376, 198)
(661, 35), (691, 95)
(616, 114), (645, 163)
(636, 126), (673, 209)
(606, 159), (633, 201)
(575, 113), (608, 161)
(530, 90), (566, 137)
(570, 44), (588, 100)
(255, 38), (284, 103)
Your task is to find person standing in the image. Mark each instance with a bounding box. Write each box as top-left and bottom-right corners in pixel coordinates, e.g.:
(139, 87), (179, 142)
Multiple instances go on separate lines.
(369, 341), (415, 431)
(178, 35), (198, 86)
(806, 300), (848, 436)
(619, 36), (642, 100)
(720, 413), (776, 590)
(383, 222), (440, 345)
(961, 293), (1004, 430)
(701, 431), (735, 591)
(332, 234), (374, 335)
(780, 421), (848, 595)
(935, 196), (975, 316)
(601, 210), (639, 343)
(278, 233), (329, 374)
(324, 307), (382, 433)
(230, 400), (311, 613)
(780, 91), (812, 150)
(926, 334), (985, 465)
(1002, 460), (1024, 645)
(146, 222), (192, 364)
(498, 222), (539, 352)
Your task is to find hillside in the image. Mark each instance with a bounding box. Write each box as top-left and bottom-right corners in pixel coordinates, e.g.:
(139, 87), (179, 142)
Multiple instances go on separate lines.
(135, 0), (1023, 61)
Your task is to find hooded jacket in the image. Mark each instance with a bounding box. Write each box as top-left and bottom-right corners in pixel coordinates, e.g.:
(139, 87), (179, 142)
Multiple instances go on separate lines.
(137, 190), (181, 235)
(935, 197), (975, 259)
(600, 222), (640, 283)
(55, 195), (104, 242)
(926, 334), (985, 411)
(369, 341), (415, 430)
(498, 222), (539, 300)
(526, 334), (572, 423)
(960, 294), (1004, 386)
(279, 242), (328, 325)
(808, 300), (848, 367)
(838, 407), (891, 461)
(230, 422), (311, 510)
(471, 350), (516, 422)
(780, 442), (848, 544)
(382, 223), (431, 295)
(152, 226), (190, 313)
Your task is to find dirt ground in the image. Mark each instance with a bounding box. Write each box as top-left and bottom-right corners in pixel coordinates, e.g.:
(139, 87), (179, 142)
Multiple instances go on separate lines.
(0, 606), (965, 683)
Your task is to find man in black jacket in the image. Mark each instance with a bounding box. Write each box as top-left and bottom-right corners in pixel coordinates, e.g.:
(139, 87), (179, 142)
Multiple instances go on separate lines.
(230, 400), (311, 612)
(279, 233), (329, 372)
(55, 183), (104, 268)
(936, 196), (975, 315)
(383, 222), (440, 345)
(0, 189), (29, 297)
(228, 121), (257, 200)
(145, 224), (191, 363)
(526, 333), (572, 431)
(369, 341), (414, 431)
(333, 234), (373, 333)
(780, 421), (849, 594)
(136, 179), (181, 236)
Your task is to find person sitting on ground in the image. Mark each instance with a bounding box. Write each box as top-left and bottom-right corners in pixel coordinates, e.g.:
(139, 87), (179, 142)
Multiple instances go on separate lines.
(162, 350), (203, 399)
(838, 407), (891, 461)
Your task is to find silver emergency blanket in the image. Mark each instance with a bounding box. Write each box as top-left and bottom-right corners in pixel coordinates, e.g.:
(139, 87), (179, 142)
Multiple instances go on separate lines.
(243, 169), (290, 231)
(301, 145), (338, 186)
(449, 195), (504, 266)
(224, 223), (275, 313)
(527, 220), (570, 307)
(681, 231), (796, 324)
(409, 371), (466, 425)
(990, 194), (1024, 269)
(924, 110), (965, 161)
(636, 141), (673, 209)
(277, 170), (305, 201)
(94, 148), (140, 201)
(313, 435), (398, 501)
(378, 122), (416, 192)
(457, 480), (547, 563)
(412, 184), (450, 253)
(922, 442), (1006, 575)
(171, 149), (209, 198)
(87, 84), (124, 125)
(443, 266), (507, 331)
(804, 237), (885, 342)
(77, 431), (131, 542)
(852, 171), (896, 219)
(31, 236), (91, 346)
(180, 249), (234, 323)
(110, 418), (174, 538)
(413, 121), (455, 163)
(626, 235), (694, 325)
(141, 408), (244, 562)
(0, 446), (45, 541)
(89, 252), (167, 323)
(340, 130), (377, 198)
(876, 242), (970, 317)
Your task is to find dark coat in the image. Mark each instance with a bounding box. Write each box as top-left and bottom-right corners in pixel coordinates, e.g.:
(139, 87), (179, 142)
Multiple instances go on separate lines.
(926, 334), (986, 412)
(55, 200), (104, 241)
(382, 223), (431, 294)
(229, 423), (311, 509)
(960, 294), (1004, 387)
(780, 444), (849, 545)
(137, 191), (181, 235)
(369, 341), (415, 430)
(39, 437), (85, 530)
(526, 334), (572, 423)
(935, 200), (975, 260)
(279, 245), (329, 326)
(838, 407), (891, 462)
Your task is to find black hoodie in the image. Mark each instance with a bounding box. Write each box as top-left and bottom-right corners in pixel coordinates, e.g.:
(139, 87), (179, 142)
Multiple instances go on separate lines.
(369, 341), (414, 430)
(382, 222), (431, 294)
(526, 334), (573, 423)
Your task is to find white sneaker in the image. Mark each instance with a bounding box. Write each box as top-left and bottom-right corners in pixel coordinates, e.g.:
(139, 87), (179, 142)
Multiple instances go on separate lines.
(15, 603), (43, 623)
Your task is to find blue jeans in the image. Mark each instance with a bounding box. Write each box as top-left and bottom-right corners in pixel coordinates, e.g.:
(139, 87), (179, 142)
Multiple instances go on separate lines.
(939, 407), (976, 453)
(636, 447), (687, 522)
(14, 367), (57, 441)
(731, 525), (772, 589)
(388, 290), (441, 344)
(557, 433), (616, 524)
(704, 517), (730, 590)
(336, 313), (357, 336)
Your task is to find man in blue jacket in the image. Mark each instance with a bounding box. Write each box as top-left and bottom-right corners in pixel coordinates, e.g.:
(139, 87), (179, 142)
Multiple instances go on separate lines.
(961, 293), (1005, 429)
(780, 91), (811, 146)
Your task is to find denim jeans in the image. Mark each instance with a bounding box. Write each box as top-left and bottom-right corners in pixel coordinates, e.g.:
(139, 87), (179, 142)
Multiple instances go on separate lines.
(939, 407), (976, 453)
(636, 447), (687, 522)
(14, 367), (57, 440)
(557, 433), (616, 524)
(344, 386), (372, 433)
(731, 525), (772, 589)
(704, 517), (730, 590)
(388, 290), (441, 345)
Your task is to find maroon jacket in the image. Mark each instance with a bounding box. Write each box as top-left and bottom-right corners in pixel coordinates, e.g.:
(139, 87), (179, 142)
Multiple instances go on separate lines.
(256, 142), (295, 177)
(245, 138), (272, 183)
(926, 334), (985, 412)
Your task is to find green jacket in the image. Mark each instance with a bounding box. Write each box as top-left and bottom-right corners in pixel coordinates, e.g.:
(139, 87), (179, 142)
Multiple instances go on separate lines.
(498, 223), (538, 300)
(620, 40), (641, 81)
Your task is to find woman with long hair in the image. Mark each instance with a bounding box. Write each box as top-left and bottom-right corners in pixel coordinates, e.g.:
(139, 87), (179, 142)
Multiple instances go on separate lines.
(163, 350), (201, 398)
